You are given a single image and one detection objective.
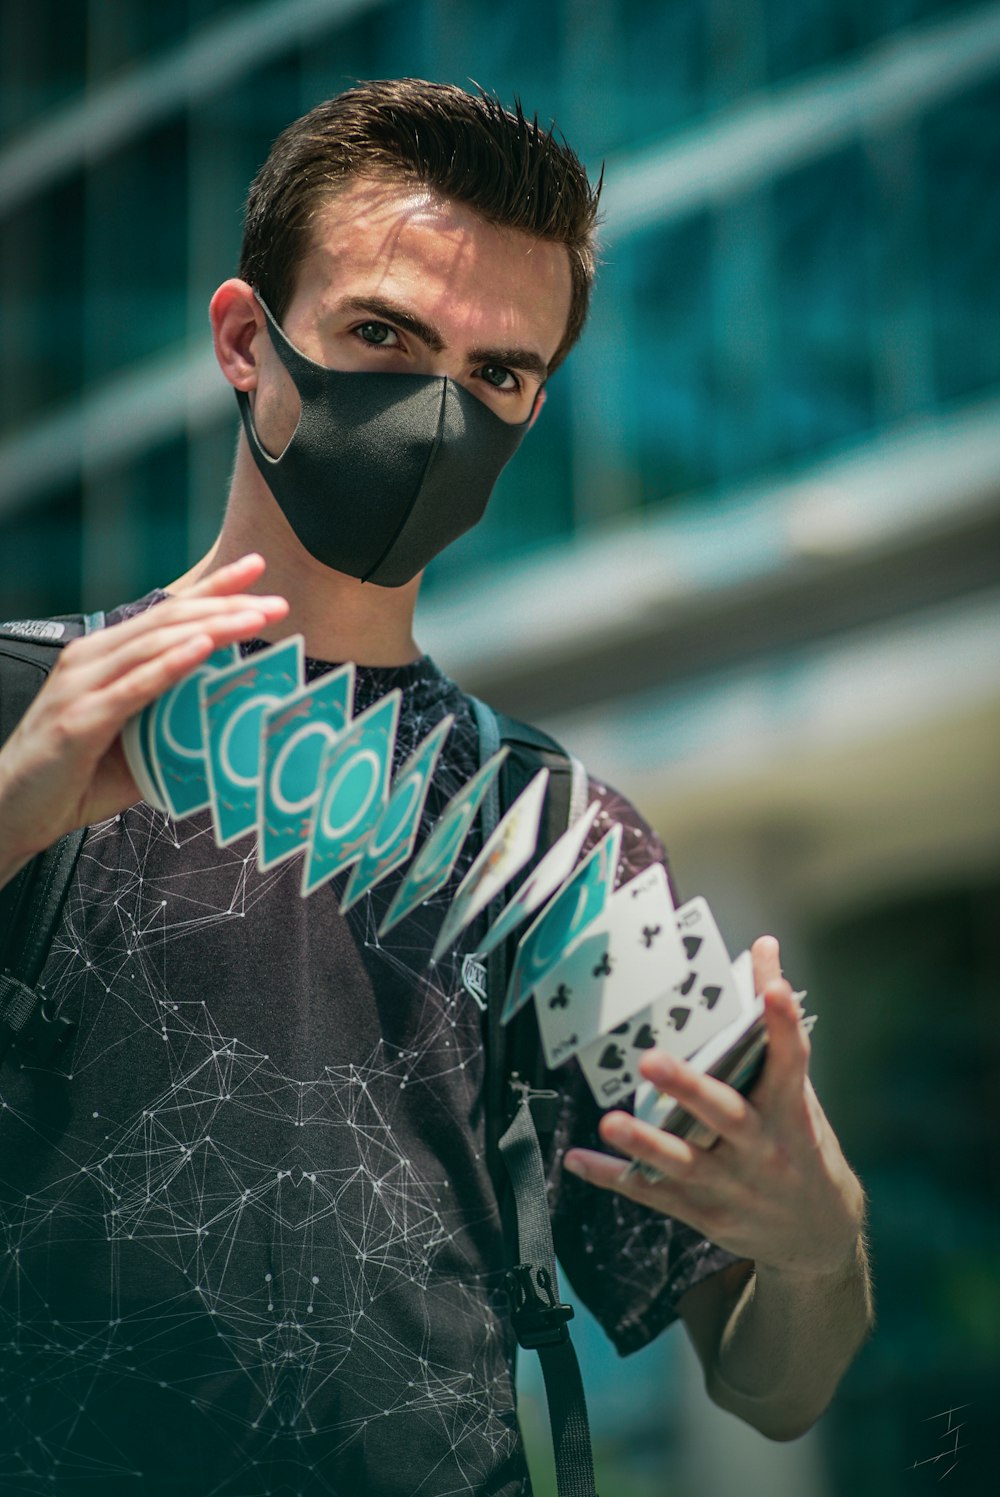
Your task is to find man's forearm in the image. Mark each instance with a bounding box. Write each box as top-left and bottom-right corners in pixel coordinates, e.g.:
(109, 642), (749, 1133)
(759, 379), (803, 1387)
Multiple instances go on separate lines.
(707, 1231), (874, 1440)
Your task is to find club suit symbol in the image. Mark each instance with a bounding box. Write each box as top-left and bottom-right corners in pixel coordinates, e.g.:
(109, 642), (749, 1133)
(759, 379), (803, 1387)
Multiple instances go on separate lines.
(640, 924), (662, 949)
(548, 984), (571, 1010)
(592, 951), (613, 978)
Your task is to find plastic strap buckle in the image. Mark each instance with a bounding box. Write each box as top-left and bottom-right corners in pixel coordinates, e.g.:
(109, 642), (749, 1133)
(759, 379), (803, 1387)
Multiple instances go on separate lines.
(506, 1262), (575, 1350)
(0, 971), (76, 1063)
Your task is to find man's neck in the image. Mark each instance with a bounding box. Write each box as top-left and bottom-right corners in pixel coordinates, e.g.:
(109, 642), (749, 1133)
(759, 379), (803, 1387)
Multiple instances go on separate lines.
(169, 470), (423, 669)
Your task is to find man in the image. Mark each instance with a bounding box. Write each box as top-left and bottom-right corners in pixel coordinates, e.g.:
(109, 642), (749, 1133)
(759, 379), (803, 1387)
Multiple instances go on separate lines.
(0, 80), (871, 1496)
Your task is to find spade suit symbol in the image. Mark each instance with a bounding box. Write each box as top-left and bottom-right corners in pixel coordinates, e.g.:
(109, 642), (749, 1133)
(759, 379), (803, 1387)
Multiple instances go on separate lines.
(668, 1006), (691, 1032)
(678, 970), (697, 996)
(683, 935), (702, 960)
(700, 985), (722, 1010)
(610, 1020), (630, 1035)
(633, 1023), (657, 1048)
(598, 1043), (626, 1070)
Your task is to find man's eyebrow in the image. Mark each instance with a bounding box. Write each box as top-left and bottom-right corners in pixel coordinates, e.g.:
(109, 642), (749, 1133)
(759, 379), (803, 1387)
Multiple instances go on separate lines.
(467, 344), (549, 383)
(336, 295), (549, 382)
(337, 296), (445, 352)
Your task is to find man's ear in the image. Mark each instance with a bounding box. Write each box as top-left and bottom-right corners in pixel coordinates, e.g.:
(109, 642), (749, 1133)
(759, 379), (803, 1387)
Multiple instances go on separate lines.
(528, 386), (547, 430)
(209, 278), (265, 392)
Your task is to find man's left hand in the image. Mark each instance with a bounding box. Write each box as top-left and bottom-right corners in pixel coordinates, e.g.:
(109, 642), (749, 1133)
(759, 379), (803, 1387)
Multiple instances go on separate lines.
(563, 936), (866, 1276)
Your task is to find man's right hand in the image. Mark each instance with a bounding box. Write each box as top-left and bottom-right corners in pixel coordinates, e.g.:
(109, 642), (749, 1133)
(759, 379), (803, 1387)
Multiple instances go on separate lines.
(0, 553), (289, 890)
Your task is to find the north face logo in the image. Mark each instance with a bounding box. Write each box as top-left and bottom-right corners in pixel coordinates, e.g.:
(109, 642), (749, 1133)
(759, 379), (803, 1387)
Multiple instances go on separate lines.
(460, 954), (488, 1011)
(0, 619), (66, 641)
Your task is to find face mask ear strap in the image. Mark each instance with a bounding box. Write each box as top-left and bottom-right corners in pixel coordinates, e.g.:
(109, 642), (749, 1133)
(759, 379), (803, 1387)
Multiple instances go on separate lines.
(235, 385), (284, 469)
(252, 291), (330, 400)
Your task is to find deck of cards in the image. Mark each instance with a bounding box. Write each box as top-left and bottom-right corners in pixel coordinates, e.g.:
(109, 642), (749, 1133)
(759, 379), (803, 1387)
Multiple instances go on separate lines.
(499, 843), (784, 1119)
(122, 633), (798, 1124)
(122, 635), (458, 911)
(121, 636), (567, 928)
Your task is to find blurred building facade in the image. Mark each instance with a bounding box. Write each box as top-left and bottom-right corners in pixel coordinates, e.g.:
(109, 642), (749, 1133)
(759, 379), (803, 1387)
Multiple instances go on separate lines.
(1, 3), (998, 1494)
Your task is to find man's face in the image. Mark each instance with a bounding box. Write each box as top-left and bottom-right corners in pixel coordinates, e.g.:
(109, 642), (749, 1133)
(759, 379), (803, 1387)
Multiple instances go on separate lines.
(250, 176), (574, 456)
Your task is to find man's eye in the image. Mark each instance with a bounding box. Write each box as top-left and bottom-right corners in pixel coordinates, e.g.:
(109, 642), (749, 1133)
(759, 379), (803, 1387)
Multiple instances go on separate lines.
(357, 321), (397, 346)
(479, 364), (517, 391)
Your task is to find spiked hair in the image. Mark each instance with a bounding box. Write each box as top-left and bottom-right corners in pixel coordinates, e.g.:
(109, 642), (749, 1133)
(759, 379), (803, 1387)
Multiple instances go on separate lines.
(239, 78), (602, 372)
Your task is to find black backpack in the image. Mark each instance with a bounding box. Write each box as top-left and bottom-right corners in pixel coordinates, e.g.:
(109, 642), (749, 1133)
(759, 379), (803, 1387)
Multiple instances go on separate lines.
(0, 616), (599, 1497)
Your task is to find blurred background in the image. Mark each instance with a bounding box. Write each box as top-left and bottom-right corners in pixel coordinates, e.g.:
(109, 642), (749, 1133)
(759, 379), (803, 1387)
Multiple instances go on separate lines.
(1, 1), (998, 1493)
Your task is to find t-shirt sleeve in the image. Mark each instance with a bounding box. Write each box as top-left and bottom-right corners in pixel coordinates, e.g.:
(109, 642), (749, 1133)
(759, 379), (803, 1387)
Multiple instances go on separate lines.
(546, 777), (745, 1355)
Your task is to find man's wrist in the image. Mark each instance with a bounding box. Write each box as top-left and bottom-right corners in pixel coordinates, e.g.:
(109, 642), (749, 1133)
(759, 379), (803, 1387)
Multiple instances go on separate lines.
(0, 774), (43, 890)
(754, 1224), (870, 1292)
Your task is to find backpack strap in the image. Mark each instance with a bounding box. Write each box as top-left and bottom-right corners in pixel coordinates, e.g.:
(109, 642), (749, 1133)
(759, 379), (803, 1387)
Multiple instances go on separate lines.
(499, 1099), (599, 1497)
(468, 695), (599, 1497)
(470, 704), (587, 1179)
(0, 612), (105, 1065)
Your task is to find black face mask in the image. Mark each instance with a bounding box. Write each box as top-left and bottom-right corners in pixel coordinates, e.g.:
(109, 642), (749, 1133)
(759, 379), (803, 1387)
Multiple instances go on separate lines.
(235, 298), (535, 587)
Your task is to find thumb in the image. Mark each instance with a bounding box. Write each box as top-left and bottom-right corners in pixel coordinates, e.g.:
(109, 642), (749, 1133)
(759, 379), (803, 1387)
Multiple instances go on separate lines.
(751, 934), (782, 995)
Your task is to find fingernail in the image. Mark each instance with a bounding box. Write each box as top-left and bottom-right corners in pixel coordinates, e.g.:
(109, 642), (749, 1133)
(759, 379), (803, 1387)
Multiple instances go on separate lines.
(563, 1153), (587, 1180)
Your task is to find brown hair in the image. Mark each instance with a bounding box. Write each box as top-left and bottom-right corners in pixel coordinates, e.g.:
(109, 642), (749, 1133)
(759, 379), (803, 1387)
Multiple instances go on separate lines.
(238, 78), (602, 373)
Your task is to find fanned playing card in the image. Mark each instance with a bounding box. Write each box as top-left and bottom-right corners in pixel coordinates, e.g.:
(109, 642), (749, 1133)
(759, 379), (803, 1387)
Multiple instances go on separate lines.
(301, 690), (401, 897)
(534, 861), (685, 1068)
(576, 1002), (669, 1109)
(476, 800), (600, 959)
(340, 713), (454, 914)
(148, 644), (239, 819)
(575, 898), (744, 1110)
(659, 895), (744, 1061)
(429, 768), (550, 966)
(257, 664), (355, 871)
(121, 705), (168, 811)
(501, 823), (623, 1024)
(377, 748), (508, 937)
(630, 946), (758, 1132)
(200, 637), (304, 846)
(629, 1004), (771, 1174)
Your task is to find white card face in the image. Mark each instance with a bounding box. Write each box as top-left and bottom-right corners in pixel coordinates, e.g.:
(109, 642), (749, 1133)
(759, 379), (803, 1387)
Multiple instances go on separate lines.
(300, 690), (401, 897)
(501, 824), (623, 1025)
(121, 709), (168, 811)
(667, 896), (743, 1058)
(729, 948), (755, 1014)
(577, 1001), (670, 1109)
(476, 800), (600, 959)
(377, 748), (508, 938)
(429, 768), (549, 965)
(633, 1077), (661, 1126)
(339, 713), (453, 914)
(257, 664), (355, 872)
(535, 861), (685, 1068)
(200, 637), (304, 847)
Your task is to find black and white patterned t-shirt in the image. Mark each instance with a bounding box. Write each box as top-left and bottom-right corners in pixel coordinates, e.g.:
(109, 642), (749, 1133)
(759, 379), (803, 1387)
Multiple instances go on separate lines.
(0, 594), (738, 1497)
